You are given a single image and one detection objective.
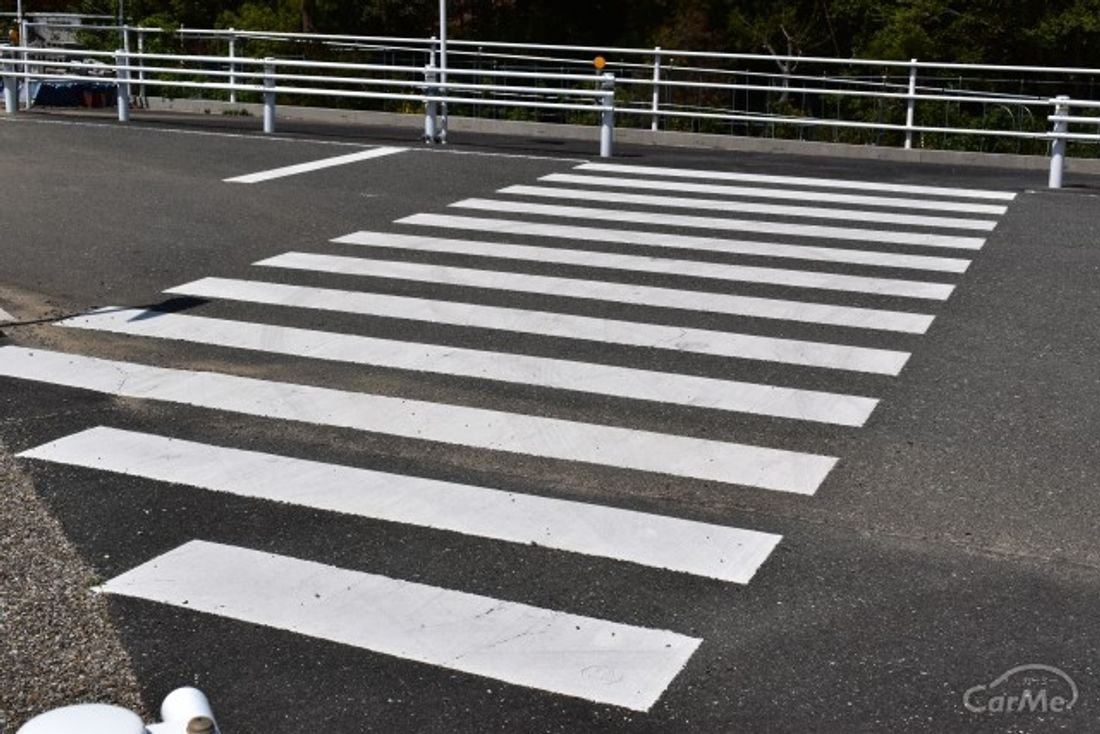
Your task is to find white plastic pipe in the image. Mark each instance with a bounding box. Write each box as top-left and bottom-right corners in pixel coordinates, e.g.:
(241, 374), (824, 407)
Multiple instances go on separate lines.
(157, 686), (219, 734)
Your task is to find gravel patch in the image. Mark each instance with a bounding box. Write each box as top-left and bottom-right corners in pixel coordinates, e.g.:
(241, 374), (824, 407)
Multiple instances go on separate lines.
(0, 442), (147, 731)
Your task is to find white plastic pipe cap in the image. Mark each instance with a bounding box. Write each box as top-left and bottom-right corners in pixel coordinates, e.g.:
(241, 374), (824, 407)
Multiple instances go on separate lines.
(16, 703), (146, 734)
(160, 687), (217, 733)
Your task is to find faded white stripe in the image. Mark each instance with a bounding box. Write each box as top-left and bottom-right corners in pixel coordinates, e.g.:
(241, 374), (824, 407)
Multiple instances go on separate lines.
(538, 173), (1010, 215)
(395, 215), (970, 274)
(224, 146), (406, 183)
(179, 269), (929, 336)
(267, 246), (954, 305)
(171, 277), (911, 375)
(0, 346), (839, 493)
(99, 540), (701, 711)
(23, 427), (783, 582)
(500, 185), (997, 231)
(451, 199), (987, 250)
(247, 261), (912, 375)
(387, 220), (972, 277)
(575, 162), (1018, 201)
(265, 246), (952, 304)
(61, 309), (878, 425)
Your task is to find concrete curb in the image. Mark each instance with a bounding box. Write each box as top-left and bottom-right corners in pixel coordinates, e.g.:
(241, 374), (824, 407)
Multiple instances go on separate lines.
(143, 96), (1100, 175)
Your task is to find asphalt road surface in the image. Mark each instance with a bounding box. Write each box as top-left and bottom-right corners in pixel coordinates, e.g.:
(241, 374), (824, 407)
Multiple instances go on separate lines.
(1, 112), (1099, 733)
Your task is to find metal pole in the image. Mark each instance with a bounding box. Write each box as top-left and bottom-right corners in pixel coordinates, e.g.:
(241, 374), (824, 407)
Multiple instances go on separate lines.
(136, 29), (145, 106)
(904, 58), (917, 149)
(600, 72), (615, 158)
(1049, 95), (1070, 189)
(650, 46), (661, 132)
(263, 57), (276, 133)
(19, 17), (28, 109)
(115, 49), (130, 122)
(438, 0), (447, 142)
(424, 46), (438, 144)
(228, 29), (237, 105)
(3, 47), (16, 114)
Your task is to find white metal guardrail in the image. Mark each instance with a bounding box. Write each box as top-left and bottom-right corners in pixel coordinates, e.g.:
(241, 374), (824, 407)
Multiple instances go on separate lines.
(0, 42), (617, 155)
(5, 24), (1100, 183)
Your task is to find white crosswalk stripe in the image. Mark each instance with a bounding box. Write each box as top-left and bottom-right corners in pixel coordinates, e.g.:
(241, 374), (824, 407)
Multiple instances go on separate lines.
(22, 427), (782, 582)
(498, 185), (999, 230)
(260, 247), (954, 300)
(5, 160), (1019, 712)
(536, 173), (1011, 215)
(170, 276), (913, 375)
(391, 215), (973, 273)
(98, 540), (702, 711)
(0, 346), (839, 493)
(451, 199), (989, 249)
(574, 162), (1019, 200)
(60, 309), (879, 425)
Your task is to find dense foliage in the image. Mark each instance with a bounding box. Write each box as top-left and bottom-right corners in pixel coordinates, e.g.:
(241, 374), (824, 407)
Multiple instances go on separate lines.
(52, 0), (1100, 67)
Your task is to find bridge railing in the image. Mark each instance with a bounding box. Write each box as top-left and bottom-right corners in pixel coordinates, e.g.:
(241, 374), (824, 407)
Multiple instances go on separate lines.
(6, 25), (1100, 183)
(0, 43), (618, 155)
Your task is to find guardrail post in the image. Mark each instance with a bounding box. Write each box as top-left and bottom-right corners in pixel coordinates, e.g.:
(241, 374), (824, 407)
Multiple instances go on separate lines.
(1049, 95), (1070, 189)
(228, 29), (237, 105)
(905, 58), (917, 149)
(115, 49), (130, 123)
(136, 29), (146, 107)
(650, 46), (661, 131)
(424, 62), (439, 143)
(600, 72), (615, 158)
(19, 19), (30, 110)
(263, 57), (276, 134)
(2, 46), (16, 115)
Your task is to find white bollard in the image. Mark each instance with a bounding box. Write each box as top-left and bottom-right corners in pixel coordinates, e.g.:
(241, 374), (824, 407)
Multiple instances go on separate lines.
(263, 57), (276, 134)
(115, 49), (130, 123)
(599, 72), (615, 158)
(1049, 95), (1070, 189)
(424, 63), (438, 143)
(3, 47), (16, 114)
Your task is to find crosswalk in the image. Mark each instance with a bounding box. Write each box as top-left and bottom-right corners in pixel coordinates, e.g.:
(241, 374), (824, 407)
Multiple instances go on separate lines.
(2, 160), (1016, 713)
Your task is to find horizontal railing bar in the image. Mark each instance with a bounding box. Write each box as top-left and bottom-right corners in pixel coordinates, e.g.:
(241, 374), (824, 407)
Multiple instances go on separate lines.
(0, 69), (612, 111)
(615, 107), (1053, 139)
(2, 46), (608, 82)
